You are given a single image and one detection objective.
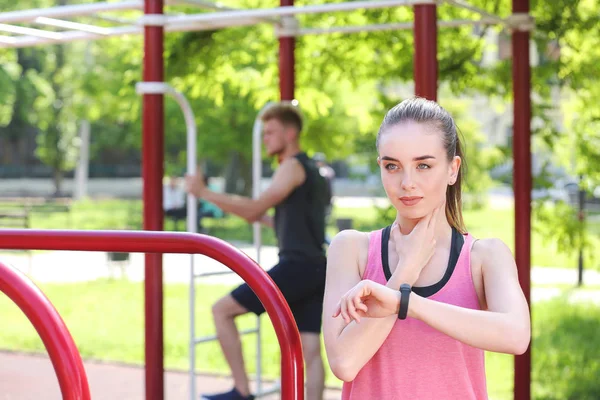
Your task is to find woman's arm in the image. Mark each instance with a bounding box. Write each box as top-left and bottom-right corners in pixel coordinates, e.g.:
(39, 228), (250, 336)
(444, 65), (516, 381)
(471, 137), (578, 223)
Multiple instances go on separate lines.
(409, 238), (531, 354)
(323, 230), (403, 382)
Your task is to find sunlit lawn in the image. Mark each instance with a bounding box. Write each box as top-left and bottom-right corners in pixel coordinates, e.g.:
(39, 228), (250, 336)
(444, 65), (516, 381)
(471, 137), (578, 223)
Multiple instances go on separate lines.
(1, 280), (599, 399)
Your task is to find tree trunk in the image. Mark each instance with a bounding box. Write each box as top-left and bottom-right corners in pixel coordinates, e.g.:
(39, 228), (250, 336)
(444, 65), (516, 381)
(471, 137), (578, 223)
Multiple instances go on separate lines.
(53, 169), (64, 196)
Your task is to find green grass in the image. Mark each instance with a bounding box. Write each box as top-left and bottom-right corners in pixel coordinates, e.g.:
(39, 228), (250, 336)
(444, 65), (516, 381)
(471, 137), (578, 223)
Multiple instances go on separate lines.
(1, 280), (598, 399)
(15, 197), (599, 269)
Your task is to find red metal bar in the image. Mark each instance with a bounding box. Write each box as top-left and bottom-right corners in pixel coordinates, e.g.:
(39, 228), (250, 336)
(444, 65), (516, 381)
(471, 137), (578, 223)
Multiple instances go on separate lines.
(143, 0), (165, 398)
(413, 4), (438, 101)
(0, 229), (305, 400)
(279, 0), (295, 100)
(0, 261), (90, 400)
(512, 0), (532, 399)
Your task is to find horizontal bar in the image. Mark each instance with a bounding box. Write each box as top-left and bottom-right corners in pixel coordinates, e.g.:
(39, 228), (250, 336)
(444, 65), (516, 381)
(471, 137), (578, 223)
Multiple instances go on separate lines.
(34, 17), (110, 35)
(0, 2), (502, 49)
(0, 25), (139, 48)
(166, 0), (226, 9)
(194, 328), (258, 344)
(166, 0), (279, 23)
(194, 270), (235, 278)
(0, 15), (261, 48)
(166, 0), (433, 25)
(0, 35), (16, 44)
(296, 17), (500, 35)
(441, 0), (504, 25)
(0, 23), (63, 39)
(0, 229), (303, 400)
(0, 1), (143, 24)
(90, 14), (137, 24)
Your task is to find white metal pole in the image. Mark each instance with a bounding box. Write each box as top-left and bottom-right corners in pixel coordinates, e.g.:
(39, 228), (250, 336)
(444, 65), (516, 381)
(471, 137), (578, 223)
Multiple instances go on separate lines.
(166, 0), (434, 25)
(252, 102), (271, 396)
(167, 0), (279, 23)
(0, 1), (143, 24)
(251, 100), (299, 397)
(295, 17), (500, 35)
(74, 42), (93, 201)
(169, 89), (198, 400)
(441, 0), (505, 25)
(74, 120), (90, 200)
(135, 81), (198, 400)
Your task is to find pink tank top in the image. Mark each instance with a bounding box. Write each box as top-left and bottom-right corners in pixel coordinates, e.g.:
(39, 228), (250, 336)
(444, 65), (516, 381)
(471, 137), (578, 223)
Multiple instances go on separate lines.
(341, 228), (488, 400)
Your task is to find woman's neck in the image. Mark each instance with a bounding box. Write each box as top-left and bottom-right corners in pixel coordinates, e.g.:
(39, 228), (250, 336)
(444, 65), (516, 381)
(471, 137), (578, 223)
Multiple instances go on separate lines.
(394, 211), (453, 242)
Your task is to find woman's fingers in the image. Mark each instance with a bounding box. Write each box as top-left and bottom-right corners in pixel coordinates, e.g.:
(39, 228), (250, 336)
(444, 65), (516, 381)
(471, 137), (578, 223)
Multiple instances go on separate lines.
(355, 301), (368, 313)
(332, 301), (341, 318)
(347, 296), (361, 323)
(339, 296), (350, 323)
(335, 281), (373, 323)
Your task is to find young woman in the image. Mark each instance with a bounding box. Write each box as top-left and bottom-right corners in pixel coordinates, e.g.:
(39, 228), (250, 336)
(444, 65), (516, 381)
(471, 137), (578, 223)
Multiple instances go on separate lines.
(323, 97), (531, 399)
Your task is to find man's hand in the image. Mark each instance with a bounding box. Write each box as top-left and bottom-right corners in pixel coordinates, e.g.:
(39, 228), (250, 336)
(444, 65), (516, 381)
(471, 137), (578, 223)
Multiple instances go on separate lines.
(185, 167), (207, 198)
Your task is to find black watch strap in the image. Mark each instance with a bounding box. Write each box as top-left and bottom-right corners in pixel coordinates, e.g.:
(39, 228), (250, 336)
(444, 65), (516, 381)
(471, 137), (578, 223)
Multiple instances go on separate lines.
(398, 283), (411, 320)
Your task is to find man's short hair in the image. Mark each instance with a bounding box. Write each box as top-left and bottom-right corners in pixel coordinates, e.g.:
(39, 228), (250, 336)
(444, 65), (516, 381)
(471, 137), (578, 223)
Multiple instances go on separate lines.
(261, 104), (303, 135)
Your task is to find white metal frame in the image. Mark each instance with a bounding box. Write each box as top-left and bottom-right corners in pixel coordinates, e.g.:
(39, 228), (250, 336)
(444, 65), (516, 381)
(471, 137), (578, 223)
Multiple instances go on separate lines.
(0, 0), (531, 49)
(249, 100), (300, 398)
(132, 83), (283, 400)
(135, 82), (204, 400)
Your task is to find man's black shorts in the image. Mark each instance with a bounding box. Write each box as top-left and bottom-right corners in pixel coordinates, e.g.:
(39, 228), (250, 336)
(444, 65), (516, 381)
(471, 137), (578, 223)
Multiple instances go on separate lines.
(231, 256), (326, 333)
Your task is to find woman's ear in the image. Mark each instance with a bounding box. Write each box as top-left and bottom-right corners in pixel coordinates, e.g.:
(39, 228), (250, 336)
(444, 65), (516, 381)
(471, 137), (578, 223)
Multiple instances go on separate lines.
(377, 156), (382, 166)
(449, 156), (461, 184)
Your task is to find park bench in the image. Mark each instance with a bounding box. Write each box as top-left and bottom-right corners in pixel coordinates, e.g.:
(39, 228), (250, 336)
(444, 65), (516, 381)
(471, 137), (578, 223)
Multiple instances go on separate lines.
(0, 197), (72, 228)
(0, 201), (32, 270)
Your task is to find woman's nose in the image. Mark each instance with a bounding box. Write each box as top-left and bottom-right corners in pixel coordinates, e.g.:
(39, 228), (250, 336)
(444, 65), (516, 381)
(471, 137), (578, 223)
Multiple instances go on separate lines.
(400, 173), (416, 191)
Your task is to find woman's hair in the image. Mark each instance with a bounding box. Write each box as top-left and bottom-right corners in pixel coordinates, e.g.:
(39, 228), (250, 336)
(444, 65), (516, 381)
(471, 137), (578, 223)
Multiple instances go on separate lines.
(376, 97), (467, 234)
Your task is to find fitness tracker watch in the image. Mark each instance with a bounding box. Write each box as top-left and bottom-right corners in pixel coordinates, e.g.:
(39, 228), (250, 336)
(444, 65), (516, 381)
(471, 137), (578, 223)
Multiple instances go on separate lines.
(398, 283), (411, 320)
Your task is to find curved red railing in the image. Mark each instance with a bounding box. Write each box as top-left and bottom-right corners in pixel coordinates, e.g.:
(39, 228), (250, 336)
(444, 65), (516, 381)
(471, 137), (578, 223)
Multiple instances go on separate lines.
(0, 260), (91, 400)
(0, 229), (304, 400)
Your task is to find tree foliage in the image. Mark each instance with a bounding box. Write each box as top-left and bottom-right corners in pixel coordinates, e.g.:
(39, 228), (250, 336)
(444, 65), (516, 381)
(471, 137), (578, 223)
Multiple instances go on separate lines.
(1, 0), (599, 203)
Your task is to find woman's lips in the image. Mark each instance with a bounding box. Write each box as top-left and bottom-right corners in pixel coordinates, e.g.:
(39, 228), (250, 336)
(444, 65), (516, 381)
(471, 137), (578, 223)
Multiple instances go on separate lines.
(399, 196), (423, 206)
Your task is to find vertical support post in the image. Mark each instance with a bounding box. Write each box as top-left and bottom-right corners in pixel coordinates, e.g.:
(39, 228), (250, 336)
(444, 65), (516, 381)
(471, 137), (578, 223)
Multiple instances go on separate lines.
(578, 174), (585, 286)
(252, 110), (264, 396)
(74, 120), (90, 201)
(279, 0), (295, 100)
(143, 1), (165, 399)
(413, 4), (437, 101)
(512, 1), (532, 399)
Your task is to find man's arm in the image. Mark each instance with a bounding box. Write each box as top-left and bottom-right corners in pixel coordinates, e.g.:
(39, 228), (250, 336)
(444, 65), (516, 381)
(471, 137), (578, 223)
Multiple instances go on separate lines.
(186, 158), (305, 223)
(259, 214), (274, 228)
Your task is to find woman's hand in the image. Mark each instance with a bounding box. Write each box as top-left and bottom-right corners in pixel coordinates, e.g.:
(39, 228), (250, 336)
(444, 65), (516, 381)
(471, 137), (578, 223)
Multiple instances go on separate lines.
(391, 203), (443, 285)
(333, 280), (401, 324)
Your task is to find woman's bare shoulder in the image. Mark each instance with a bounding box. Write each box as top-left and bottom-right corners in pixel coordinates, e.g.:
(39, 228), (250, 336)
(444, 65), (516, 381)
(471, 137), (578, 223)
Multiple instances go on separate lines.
(328, 229), (371, 277)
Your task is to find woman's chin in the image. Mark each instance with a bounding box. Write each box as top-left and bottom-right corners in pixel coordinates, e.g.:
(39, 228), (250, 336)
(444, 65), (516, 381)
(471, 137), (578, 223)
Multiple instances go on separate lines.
(395, 207), (428, 221)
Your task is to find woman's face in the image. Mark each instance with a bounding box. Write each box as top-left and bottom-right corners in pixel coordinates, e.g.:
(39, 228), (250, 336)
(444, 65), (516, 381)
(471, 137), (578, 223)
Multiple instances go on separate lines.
(377, 121), (460, 220)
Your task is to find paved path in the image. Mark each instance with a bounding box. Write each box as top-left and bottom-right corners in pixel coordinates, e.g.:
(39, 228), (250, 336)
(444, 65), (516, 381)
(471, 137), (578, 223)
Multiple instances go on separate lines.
(0, 351), (342, 400)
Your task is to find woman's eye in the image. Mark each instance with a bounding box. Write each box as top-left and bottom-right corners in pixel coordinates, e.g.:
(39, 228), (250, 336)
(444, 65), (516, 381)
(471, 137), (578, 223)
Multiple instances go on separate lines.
(384, 164), (398, 171)
(417, 163), (431, 170)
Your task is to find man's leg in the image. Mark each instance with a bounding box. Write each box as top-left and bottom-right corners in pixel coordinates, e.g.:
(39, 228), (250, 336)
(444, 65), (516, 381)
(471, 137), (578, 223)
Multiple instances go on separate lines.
(211, 295), (252, 396)
(301, 332), (325, 400)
